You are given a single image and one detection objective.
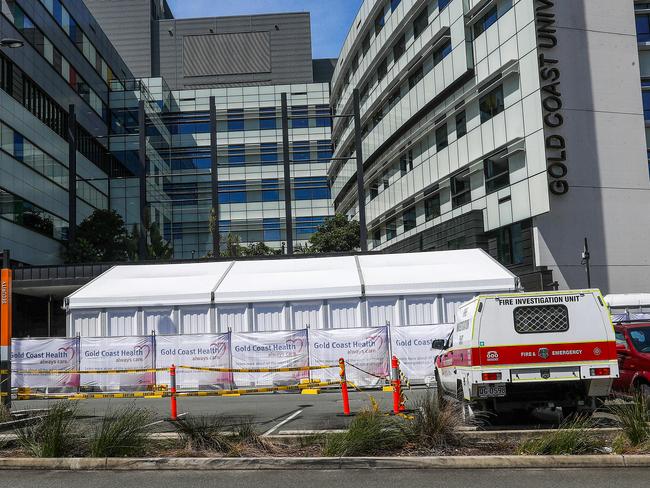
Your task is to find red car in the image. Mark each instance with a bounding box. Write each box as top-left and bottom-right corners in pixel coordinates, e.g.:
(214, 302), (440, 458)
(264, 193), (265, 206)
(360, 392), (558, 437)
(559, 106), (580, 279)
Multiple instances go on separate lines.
(614, 322), (650, 397)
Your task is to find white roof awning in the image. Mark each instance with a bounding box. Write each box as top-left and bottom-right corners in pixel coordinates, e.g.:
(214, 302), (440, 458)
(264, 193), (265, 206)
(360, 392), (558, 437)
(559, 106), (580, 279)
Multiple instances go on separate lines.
(66, 250), (518, 309)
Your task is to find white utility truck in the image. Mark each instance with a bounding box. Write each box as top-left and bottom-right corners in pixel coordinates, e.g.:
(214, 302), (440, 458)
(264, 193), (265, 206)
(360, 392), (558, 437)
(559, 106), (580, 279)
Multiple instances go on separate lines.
(433, 290), (618, 415)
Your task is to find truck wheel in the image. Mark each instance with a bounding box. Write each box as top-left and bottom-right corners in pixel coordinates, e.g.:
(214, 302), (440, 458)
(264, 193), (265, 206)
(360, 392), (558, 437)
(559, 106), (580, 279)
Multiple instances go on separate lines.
(457, 382), (473, 423)
(562, 406), (578, 421)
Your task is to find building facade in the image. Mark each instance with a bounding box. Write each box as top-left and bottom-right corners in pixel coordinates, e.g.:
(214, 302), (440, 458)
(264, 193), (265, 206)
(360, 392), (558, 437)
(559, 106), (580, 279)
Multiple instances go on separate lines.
(329, 0), (650, 294)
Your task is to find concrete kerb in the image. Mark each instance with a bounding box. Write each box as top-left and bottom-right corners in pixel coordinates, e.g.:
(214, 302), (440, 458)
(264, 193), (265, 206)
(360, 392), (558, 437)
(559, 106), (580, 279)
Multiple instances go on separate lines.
(0, 455), (648, 470)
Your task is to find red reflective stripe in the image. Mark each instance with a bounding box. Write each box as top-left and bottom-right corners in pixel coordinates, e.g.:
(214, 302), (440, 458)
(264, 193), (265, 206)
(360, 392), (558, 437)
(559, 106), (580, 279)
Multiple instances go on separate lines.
(473, 341), (616, 366)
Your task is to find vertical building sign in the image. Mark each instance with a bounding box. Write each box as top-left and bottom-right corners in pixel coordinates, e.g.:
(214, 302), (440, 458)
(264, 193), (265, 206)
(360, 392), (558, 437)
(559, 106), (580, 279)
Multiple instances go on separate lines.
(536, 0), (569, 195)
(0, 267), (12, 405)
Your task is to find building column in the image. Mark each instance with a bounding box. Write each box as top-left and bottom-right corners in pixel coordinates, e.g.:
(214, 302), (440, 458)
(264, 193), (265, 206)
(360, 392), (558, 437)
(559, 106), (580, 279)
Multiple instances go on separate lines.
(281, 93), (294, 255)
(138, 100), (148, 260)
(353, 88), (368, 251)
(67, 105), (77, 244)
(210, 96), (220, 256)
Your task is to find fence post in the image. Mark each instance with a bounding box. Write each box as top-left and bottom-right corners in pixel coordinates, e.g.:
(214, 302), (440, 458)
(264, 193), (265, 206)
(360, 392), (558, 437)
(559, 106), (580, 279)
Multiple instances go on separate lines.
(339, 358), (351, 416)
(169, 364), (178, 421)
(391, 356), (401, 415)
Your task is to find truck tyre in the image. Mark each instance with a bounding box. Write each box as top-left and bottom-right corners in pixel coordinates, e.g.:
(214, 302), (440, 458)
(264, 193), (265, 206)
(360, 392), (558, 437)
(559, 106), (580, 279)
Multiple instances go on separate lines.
(435, 372), (445, 407)
(640, 383), (650, 400)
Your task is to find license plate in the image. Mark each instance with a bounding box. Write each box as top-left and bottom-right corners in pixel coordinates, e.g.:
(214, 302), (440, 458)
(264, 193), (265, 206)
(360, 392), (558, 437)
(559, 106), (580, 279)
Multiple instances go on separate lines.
(478, 384), (506, 398)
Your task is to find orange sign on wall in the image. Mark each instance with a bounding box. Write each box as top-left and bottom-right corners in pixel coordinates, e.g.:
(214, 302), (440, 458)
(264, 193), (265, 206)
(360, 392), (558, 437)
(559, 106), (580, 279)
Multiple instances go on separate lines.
(0, 269), (12, 348)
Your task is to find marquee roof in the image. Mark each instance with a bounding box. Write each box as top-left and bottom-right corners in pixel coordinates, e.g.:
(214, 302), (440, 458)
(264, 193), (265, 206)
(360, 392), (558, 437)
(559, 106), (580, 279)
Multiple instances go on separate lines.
(67, 249), (518, 309)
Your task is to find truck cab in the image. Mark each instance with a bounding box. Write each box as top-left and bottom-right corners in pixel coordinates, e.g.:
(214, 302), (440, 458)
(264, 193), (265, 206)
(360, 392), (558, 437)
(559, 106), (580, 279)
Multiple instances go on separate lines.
(434, 290), (618, 415)
(613, 323), (650, 397)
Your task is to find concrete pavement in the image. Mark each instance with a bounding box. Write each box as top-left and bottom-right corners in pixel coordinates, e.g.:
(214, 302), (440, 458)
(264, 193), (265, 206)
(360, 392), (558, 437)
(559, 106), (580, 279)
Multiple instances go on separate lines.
(2, 468), (648, 488)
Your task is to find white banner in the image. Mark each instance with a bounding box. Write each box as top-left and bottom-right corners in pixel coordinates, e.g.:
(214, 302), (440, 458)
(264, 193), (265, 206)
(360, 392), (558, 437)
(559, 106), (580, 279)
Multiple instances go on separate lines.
(80, 336), (155, 391)
(391, 324), (454, 384)
(231, 330), (308, 387)
(11, 338), (79, 390)
(309, 327), (389, 387)
(156, 333), (231, 389)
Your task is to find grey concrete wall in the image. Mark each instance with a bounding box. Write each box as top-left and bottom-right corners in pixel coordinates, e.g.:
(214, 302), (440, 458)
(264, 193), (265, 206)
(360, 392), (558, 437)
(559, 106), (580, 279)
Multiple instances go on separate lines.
(533, 0), (650, 294)
(158, 13), (314, 89)
(84, 0), (154, 78)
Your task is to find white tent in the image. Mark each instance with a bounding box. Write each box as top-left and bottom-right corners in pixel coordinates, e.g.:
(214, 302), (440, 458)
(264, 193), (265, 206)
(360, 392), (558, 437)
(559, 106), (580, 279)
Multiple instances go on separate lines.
(66, 249), (518, 337)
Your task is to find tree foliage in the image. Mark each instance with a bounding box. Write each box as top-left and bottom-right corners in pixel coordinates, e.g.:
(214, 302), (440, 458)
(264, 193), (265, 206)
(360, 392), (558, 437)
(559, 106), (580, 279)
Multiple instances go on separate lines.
(307, 214), (360, 253)
(64, 209), (131, 263)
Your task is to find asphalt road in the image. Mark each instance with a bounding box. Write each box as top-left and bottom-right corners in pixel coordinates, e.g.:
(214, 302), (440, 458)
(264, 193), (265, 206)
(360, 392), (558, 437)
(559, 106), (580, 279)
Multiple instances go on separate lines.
(1, 469), (648, 488)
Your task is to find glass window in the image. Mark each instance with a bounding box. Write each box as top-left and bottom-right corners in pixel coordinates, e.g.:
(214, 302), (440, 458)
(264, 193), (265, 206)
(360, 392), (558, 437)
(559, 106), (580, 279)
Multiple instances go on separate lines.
(227, 109), (245, 131)
(370, 180), (379, 200)
(317, 140), (332, 161)
(263, 218), (282, 241)
(643, 91), (650, 120)
(413, 7), (429, 39)
(296, 216), (325, 240)
(438, 0), (452, 11)
(386, 219), (397, 240)
(403, 207), (416, 231)
(484, 156), (510, 193)
(375, 11), (386, 35)
(219, 180), (246, 204)
(391, 0), (402, 12)
(433, 40), (452, 66)
(291, 106), (309, 128)
(259, 107), (276, 130)
(474, 6), (498, 38)
(377, 58), (388, 81)
(227, 144), (246, 166)
(638, 14), (650, 42)
(262, 179), (280, 202)
(409, 66), (424, 89)
(629, 327), (650, 353)
(424, 192), (441, 221)
(451, 170), (471, 208)
(315, 104), (331, 127)
(456, 110), (467, 138)
(436, 124), (448, 151)
(393, 35), (406, 61)
(362, 33), (371, 56)
(399, 149), (413, 176)
(0, 187), (67, 240)
(294, 177), (330, 200)
(292, 141), (310, 162)
(260, 143), (278, 165)
(479, 85), (505, 123)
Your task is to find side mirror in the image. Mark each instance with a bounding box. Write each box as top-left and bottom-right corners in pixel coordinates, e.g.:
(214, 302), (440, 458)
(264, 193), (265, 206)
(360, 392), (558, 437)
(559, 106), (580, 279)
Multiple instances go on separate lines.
(616, 342), (629, 355)
(432, 339), (446, 350)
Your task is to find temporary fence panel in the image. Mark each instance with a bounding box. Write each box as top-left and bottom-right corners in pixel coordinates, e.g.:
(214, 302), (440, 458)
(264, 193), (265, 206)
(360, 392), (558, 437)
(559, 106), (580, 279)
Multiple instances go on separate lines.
(443, 294), (475, 323)
(217, 304), (248, 333)
(253, 303), (286, 332)
(291, 301), (322, 330)
(329, 299), (360, 329)
(367, 297), (398, 327)
(180, 305), (211, 334)
(11, 337), (79, 390)
(69, 310), (102, 337)
(80, 336), (155, 391)
(144, 308), (177, 335)
(390, 324), (454, 383)
(107, 308), (139, 337)
(156, 333), (231, 389)
(230, 330), (309, 387)
(405, 295), (441, 325)
(308, 326), (389, 387)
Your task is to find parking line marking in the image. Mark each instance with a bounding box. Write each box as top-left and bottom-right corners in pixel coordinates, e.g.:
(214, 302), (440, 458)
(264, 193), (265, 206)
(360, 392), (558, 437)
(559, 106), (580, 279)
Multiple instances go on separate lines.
(262, 409), (303, 437)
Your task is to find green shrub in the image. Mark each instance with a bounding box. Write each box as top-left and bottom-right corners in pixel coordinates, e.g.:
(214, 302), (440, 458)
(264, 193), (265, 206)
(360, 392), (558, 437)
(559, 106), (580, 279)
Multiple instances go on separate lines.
(324, 409), (408, 457)
(0, 404), (12, 423)
(609, 395), (650, 447)
(174, 415), (233, 452)
(517, 416), (602, 455)
(90, 404), (154, 457)
(14, 402), (79, 457)
(407, 393), (463, 449)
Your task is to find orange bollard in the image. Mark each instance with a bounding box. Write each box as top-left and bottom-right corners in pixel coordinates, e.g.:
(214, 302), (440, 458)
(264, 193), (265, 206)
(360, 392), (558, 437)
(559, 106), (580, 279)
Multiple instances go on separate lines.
(339, 358), (351, 416)
(169, 364), (178, 421)
(391, 356), (401, 414)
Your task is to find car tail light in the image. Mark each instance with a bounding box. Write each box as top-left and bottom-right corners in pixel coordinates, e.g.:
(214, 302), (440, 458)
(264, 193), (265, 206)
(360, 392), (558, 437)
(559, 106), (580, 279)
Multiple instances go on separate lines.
(482, 372), (502, 381)
(590, 367), (610, 376)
